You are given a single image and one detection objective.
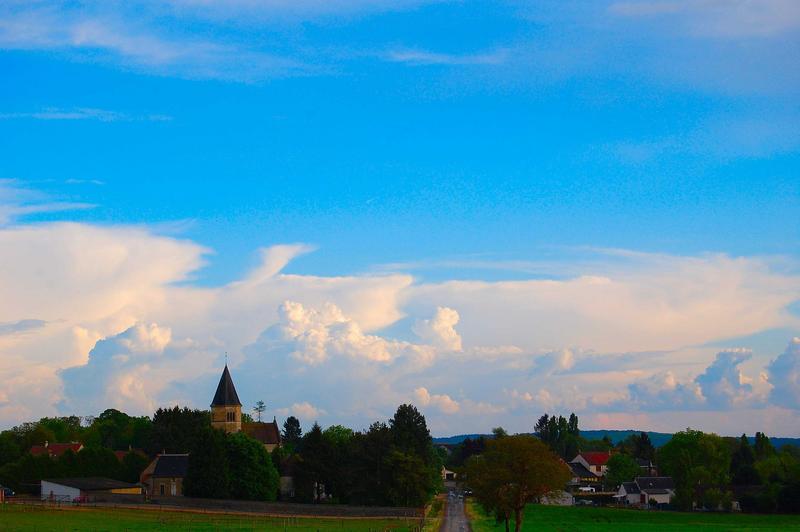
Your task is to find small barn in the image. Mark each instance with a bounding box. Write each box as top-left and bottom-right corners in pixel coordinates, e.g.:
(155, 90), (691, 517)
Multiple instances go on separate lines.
(40, 478), (140, 502)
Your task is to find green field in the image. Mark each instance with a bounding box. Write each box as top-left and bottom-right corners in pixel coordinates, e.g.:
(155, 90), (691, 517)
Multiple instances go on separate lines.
(467, 501), (800, 531)
(0, 504), (421, 531)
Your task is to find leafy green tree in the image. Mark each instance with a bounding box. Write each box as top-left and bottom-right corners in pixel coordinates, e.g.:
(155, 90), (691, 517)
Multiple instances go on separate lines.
(605, 453), (641, 488)
(227, 432), (279, 501)
(386, 450), (432, 507)
(37, 417), (84, 443)
(149, 406), (210, 455)
(282, 416), (303, 450)
(184, 427), (230, 499)
(467, 435), (571, 532)
(253, 400), (267, 422)
(658, 429), (731, 510)
(0, 432), (22, 467)
(492, 427), (508, 439)
(121, 451), (150, 484)
(74, 447), (124, 478)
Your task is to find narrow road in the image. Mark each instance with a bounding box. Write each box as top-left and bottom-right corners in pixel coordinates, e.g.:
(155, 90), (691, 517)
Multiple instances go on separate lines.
(440, 489), (471, 532)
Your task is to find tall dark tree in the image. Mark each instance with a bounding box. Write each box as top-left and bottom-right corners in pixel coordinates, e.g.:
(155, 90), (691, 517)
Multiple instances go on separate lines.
(184, 427), (230, 499)
(534, 412), (580, 459)
(754, 432), (776, 460)
(390, 404), (431, 458)
(348, 422), (393, 505)
(282, 416), (303, 449)
(294, 423), (331, 502)
(731, 434), (759, 486)
(567, 413), (579, 437)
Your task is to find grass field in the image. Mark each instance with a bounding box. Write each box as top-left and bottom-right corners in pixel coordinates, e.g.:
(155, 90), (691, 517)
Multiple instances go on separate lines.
(467, 501), (800, 531)
(0, 504), (422, 531)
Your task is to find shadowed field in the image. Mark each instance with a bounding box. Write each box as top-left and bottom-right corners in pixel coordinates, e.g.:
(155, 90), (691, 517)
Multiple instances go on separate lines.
(0, 504), (422, 531)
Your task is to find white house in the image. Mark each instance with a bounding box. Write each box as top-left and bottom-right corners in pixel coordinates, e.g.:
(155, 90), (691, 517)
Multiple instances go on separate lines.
(636, 476), (675, 506)
(615, 482), (640, 505)
(570, 451), (613, 477)
(41, 478), (141, 502)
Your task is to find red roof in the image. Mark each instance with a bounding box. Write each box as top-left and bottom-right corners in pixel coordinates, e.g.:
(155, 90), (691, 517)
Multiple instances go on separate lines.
(578, 451), (613, 466)
(30, 443), (83, 458)
(242, 421), (281, 445)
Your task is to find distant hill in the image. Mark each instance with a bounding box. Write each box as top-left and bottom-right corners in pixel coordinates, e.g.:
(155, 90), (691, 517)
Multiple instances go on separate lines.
(433, 430), (800, 448)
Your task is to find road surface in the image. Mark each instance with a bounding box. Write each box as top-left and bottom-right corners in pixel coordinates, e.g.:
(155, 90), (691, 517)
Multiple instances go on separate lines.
(440, 490), (471, 532)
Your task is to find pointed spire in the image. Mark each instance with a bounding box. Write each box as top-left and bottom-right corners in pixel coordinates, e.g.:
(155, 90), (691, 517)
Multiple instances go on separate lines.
(211, 364), (242, 407)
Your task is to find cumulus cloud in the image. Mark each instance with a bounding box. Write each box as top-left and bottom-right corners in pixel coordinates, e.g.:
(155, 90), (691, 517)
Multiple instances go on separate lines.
(767, 337), (800, 409)
(626, 349), (763, 411)
(695, 349), (757, 409)
(255, 300), (436, 366)
(277, 401), (326, 421)
(412, 306), (462, 352)
(57, 323), (220, 416)
(534, 348), (575, 375)
(0, 217), (799, 434)
(413, 387), (460, 414)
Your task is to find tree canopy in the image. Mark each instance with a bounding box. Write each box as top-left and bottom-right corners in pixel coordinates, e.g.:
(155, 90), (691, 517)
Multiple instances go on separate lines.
(467, 435), (571, 532)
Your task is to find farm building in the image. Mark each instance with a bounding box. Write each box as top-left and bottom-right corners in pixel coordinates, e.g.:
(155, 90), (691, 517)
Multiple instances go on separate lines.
(140, 453), (189, 497)
(40, 478), (140, 502)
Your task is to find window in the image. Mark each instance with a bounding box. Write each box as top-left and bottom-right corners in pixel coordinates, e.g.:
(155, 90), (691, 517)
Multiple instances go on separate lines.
(595, 465), (601, 472)
(159, 484), (165, 496)
(227, 411), (236, 422)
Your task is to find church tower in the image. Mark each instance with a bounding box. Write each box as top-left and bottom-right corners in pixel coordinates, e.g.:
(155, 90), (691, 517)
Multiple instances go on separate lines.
(210, 365), (242, 433)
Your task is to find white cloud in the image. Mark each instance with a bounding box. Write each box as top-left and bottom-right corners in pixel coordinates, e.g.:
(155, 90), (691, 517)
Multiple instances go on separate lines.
(767, 337), (800, 409)
(0, 108), (172, 122)
(0, 218), (798, 434)
(385, 48), (508, 66)
(534, 348), (575, 375)
(58, 322), (213, 415)
(0, 180), (95, 225)
(414, 387), (460, 414)
(609, 0), (800, 38)
(626, 349), (763, 411)
(412, 306), (462, 352)
(277, 401), (326, 421)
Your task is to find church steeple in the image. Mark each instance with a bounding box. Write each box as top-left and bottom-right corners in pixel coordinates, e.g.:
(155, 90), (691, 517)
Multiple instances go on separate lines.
(211, 365), (242, 407)
(210, 364), (242, 433)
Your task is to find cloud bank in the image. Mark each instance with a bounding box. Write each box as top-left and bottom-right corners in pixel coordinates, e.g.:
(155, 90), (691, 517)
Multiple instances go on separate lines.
(0, 220), (798, 435)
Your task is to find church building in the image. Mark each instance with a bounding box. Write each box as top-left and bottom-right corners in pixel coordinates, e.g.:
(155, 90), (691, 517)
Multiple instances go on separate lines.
(211, 364), (281, 452)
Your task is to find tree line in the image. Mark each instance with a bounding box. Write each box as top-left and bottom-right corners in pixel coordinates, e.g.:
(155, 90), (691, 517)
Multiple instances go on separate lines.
(273, 404), (442, 507)
(451, 413), (800, 516)
(0, 403), (442, 508)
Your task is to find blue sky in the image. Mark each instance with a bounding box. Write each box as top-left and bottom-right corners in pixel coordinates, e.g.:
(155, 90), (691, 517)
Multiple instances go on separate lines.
(0, 0), (799, 435)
